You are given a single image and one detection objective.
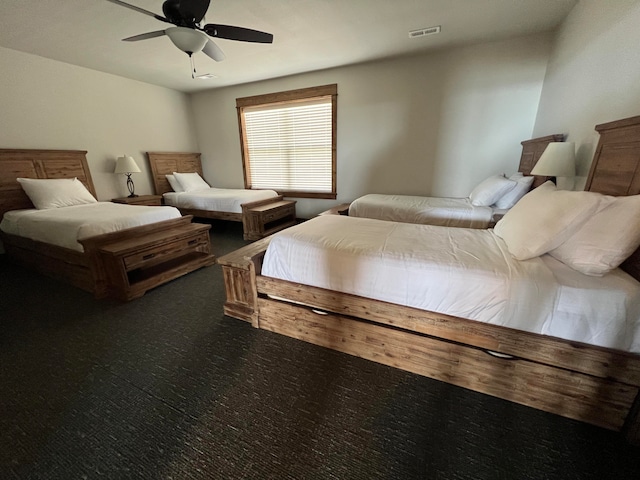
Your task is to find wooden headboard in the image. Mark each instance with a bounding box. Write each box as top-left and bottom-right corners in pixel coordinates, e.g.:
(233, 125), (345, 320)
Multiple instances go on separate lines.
(585, 115), (640, 281)
(0, 149), (96, 219)
(519, 134), (565, 188)
(147, 152), (203, 195)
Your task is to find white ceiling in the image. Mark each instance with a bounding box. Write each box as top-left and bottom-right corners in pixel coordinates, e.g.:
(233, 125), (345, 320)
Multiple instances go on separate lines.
(0, 0), (577, 93)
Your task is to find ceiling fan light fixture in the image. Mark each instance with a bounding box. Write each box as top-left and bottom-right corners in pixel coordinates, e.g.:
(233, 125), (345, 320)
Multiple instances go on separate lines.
(165, 26), (208, 54)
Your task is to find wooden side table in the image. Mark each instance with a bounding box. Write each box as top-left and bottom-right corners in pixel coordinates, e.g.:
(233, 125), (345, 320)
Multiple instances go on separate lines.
(112, 195), (163, 206)
(318, 203), (350, 216)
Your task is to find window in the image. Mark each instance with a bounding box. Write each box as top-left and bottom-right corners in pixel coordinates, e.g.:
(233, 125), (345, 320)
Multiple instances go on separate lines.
(236, 84), (337, 199)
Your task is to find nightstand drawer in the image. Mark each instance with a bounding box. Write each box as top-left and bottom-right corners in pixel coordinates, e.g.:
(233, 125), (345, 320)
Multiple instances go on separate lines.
(123, 232), (209, 271)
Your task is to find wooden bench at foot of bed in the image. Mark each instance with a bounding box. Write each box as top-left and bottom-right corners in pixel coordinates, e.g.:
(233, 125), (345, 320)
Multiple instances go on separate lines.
(217, 238), (640, 445)
(2, 215), (216, 301)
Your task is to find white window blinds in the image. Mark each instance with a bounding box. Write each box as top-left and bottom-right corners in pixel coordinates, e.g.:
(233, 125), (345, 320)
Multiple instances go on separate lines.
(243, 96), (333, 193)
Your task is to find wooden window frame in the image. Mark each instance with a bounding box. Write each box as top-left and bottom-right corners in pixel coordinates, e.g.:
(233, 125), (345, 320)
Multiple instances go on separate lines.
(236, 84), (337, 199)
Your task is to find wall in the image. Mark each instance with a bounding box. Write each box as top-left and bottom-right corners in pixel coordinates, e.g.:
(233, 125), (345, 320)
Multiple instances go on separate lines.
(533, 0), (640, 190)
(0, 46), (199, 200)
(190, 33), (552, 217)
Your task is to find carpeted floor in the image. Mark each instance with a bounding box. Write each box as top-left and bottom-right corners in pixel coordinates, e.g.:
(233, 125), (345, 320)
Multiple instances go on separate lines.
(1, 220), (640, 480)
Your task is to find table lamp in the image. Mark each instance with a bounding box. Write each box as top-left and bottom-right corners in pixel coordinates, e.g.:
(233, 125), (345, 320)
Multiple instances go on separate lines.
(114, 155), (141, 198)
(530, 142), (576, 184)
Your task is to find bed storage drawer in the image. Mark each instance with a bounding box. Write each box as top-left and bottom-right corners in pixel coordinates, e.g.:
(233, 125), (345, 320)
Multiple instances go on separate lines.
(257, 297), (639, 432)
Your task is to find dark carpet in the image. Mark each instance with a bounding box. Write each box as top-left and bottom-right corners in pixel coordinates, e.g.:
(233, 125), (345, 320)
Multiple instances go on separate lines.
(1, 220), (639, 480)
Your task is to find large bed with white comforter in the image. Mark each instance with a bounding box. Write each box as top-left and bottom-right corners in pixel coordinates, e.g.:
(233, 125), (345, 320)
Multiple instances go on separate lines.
(262, 215), (640, 353)
(348, 134), (563, 228)
(218, 116), (640, 443)
(1, 202), (181, 252)
(0, 149), (215, 299)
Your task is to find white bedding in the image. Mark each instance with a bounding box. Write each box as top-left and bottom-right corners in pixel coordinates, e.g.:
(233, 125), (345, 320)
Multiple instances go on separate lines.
(0, 202), (182, 252)
(348, 194), (496, 228)
(163, 188), (278, 214)
(262, 215), (640, 353)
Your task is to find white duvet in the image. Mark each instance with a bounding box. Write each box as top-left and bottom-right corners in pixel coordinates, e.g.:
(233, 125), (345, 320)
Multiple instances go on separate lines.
(163, 188), (278, 214)
(262, 215), (640, 353)
(348, 194), (495, 228)
(0, 202), (182, 252)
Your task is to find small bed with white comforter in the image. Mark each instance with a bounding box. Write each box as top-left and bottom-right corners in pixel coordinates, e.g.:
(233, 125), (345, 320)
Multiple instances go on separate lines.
(348, 134), (562, 228)
(347, 193), (507, 228)
(163, 188), (278, 215)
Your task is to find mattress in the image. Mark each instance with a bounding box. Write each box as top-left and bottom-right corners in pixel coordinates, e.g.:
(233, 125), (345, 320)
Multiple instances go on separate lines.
(262, 215), (640, 353)
(348, 194), (495, 228)
(163, 188), (278, 214)
(0, 202), (182, 252)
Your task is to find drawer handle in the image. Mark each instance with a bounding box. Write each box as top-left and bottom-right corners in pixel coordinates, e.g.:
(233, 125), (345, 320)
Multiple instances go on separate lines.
(142, 253), (155, 260)
(188, 239), (198, 245)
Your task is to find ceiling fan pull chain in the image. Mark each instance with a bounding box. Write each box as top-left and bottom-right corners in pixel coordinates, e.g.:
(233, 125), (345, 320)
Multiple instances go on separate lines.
(190, 53), (196, 79)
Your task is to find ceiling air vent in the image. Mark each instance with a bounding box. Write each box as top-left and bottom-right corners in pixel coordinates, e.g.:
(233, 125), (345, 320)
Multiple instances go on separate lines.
(408, 25), (441, 39)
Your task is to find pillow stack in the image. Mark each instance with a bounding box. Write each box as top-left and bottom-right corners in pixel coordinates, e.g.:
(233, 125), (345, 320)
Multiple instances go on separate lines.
(469, 175), (516, 207)
(494, 173), (534, 209)
(493, 181), (640, 276)
(549, 195), (640, 275)
(165, 172), (211, 192)
(468, 172), (534, 208)
(17, 177), (98, 209)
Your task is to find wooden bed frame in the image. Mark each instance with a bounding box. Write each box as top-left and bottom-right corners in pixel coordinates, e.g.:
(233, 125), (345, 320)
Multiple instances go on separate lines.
(0, 149), (216, 300)
(218, 117), (640, 444)
(147, 151), (288, 236)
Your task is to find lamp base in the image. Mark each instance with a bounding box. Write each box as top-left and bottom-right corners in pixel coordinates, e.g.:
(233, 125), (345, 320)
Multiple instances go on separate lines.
(125, 174), (137, 198)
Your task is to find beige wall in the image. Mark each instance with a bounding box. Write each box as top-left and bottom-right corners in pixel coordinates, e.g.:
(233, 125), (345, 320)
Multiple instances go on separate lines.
(191, 33), (552, 217)
(533, 0), (640, 190)
(0, 46), (199, 200)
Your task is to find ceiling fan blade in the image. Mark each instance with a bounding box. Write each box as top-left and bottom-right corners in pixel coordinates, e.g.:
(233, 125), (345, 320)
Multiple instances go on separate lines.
(105, 0), (169, 23)
(123, 30), (167, 42)
(202, 39), (226, 62)
(178, 0), (211, 24)
(203, 24), (274, 43)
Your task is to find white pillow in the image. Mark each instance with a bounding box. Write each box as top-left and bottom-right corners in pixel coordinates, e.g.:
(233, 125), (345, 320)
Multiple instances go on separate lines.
(549, 194), (640, 275)
(17, 177), (97, 209)
(172, 172), (210, 192)
(494, 174), (535, 209)
(493, 181), (603, 260)
(469, 175), (516, 207)
(165, 174), (185, 192)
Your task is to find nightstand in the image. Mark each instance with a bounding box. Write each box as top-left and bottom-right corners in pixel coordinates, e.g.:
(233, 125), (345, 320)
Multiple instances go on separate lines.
(112, 195), (163, 206)
(318, 203), (350, 216)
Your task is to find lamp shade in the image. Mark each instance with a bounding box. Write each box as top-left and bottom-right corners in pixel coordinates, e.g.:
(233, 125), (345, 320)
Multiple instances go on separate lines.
(114, 155), (141, 174)
(530, 142), (576, 177)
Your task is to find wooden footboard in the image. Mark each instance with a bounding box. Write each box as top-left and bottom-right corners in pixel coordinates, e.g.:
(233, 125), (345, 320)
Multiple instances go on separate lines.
(218, 241), (640, 444)
(1, 230), (93, 292)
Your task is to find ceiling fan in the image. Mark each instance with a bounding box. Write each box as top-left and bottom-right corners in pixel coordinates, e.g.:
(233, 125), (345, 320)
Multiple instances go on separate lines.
(106, 0), (273, 73)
